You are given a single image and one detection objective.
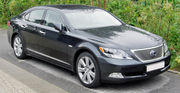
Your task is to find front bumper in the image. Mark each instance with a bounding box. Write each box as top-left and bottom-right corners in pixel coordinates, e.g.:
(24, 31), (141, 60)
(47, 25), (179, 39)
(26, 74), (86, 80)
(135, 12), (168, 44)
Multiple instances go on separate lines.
(98, 54), (171, 83)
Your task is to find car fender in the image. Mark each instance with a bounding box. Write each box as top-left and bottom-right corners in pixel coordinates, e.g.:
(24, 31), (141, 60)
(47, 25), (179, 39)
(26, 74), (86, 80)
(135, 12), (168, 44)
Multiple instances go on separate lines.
(71, 42), (102, 72)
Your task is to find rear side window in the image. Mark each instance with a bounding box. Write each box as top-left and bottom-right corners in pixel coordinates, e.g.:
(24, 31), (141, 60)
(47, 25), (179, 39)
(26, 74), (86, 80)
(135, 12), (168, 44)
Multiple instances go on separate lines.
(29, 10), (45, 24)
(44, 10), (62, 27)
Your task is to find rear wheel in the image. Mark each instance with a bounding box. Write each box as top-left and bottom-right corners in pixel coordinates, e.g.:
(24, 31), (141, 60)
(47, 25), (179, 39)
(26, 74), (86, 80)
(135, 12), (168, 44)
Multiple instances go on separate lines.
(76, 52), (100, 88)
(13, 34), (27, 59)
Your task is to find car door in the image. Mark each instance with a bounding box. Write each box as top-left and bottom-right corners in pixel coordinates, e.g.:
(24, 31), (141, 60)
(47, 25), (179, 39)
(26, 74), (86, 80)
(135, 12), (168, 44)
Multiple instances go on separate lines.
(21, 9), (45, 52)
(37, 10), (69, 65)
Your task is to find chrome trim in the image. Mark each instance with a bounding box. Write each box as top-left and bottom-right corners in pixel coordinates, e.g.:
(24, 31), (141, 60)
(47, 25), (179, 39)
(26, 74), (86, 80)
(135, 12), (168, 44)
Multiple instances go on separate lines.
(124, 74), (147, 78)
(131, 44), (164, 63)
(68, 45), (73, 47)
(161, 64), (170, 72)
(27, 48), (70, 65)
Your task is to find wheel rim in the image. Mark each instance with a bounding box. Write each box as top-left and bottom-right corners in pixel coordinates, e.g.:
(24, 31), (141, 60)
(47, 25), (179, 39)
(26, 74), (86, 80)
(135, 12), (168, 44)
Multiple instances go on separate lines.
(78, 56), (96, 84)
(13, 37), (23, 57)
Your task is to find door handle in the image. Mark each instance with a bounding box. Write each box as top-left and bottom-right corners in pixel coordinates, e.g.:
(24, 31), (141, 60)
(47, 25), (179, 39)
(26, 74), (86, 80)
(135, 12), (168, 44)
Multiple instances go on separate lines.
(39, 30), (46, 35)
(22, 24), (27, 28)
(32, 26), (37, 31)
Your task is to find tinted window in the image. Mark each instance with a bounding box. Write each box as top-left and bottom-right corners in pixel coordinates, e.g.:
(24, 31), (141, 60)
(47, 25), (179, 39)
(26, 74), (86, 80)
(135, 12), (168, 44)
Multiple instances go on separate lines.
(64, 9), (122, 29)
(44, 10), (62, 27)
(29, 10), (44, 24)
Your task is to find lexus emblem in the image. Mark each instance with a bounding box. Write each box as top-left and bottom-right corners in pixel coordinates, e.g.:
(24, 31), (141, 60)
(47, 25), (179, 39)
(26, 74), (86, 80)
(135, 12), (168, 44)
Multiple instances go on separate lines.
(150, 50), (157, 57)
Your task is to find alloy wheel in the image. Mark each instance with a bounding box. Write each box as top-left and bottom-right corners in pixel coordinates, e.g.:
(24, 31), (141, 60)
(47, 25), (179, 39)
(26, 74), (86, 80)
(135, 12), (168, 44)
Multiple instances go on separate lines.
(77, 56), (96, 84)
(13, 36), (23, 57)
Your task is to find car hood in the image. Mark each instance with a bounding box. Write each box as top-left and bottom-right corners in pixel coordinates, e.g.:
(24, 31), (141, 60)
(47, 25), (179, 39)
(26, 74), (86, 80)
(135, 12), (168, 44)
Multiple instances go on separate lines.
(76, 25), (163, 50)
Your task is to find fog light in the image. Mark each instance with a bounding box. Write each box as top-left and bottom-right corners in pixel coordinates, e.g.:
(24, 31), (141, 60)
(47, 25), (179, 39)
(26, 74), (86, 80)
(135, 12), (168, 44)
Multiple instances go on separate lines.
(109, 73), (124, 78)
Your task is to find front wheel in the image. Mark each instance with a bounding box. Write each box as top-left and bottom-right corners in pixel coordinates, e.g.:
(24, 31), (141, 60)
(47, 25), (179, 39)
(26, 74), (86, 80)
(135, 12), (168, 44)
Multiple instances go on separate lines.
(13, 34), (27, 59)
(76, 52), (100, 88)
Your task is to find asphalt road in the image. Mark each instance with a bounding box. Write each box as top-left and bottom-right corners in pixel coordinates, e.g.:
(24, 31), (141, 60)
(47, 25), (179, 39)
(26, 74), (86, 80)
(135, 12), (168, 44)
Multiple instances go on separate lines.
(0, 29), (180, 93)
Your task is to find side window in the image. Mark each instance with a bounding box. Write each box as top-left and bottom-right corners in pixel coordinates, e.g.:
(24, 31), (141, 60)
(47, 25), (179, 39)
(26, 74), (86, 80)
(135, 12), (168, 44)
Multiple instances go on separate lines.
(29, 10), (45, 24)
(44, 10), (62, 28)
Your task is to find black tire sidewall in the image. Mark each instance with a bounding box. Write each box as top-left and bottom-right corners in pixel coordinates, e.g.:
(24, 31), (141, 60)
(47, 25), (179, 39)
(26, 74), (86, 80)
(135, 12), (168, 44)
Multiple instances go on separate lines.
(76, 52), (101, 88)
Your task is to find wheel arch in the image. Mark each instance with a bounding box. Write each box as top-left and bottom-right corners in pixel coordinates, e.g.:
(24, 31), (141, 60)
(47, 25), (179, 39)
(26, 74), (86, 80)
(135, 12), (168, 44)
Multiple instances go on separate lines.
(72, 46), (101, 73)
(11, 32), (19, 47)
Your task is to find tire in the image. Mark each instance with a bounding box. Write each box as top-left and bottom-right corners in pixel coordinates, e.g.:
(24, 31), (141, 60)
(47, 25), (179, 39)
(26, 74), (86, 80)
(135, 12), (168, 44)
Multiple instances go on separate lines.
(13, 34), (27, 59)
(76, 52), (101, 88)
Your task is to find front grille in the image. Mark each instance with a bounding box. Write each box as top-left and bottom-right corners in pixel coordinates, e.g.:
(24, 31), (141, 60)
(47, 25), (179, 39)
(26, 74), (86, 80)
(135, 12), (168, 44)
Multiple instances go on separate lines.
(132, 45), (163, 62)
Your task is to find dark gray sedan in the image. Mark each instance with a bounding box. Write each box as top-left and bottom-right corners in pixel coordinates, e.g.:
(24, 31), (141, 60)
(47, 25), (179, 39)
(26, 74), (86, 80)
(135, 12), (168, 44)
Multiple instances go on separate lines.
(7, 5), (171, 88)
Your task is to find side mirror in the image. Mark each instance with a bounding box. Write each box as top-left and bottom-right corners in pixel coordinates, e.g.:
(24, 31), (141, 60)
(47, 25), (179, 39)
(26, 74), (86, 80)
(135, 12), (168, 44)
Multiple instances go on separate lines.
(53, 24), (66, 33)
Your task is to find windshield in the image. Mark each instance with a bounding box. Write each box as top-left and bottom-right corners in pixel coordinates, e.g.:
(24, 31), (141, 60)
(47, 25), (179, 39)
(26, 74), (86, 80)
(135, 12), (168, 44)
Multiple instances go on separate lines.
(64, 9), (122, 29)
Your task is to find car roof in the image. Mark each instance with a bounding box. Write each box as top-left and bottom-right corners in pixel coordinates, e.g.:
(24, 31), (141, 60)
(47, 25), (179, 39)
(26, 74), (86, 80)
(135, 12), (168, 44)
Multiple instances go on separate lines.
(43, 5), (98, 10)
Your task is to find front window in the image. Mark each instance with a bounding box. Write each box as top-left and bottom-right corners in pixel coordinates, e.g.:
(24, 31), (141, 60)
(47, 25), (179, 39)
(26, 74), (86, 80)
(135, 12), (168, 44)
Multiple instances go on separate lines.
(44, 10), (62, 28)
(64, 9), (122, 29)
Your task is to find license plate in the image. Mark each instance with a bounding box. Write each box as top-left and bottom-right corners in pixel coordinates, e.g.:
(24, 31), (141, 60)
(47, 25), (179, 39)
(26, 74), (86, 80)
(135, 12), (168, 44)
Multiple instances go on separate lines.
(146, 61), (165, 72)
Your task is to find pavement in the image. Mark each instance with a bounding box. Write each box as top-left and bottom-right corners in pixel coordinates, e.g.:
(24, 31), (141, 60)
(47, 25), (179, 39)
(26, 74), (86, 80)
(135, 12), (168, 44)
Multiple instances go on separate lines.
(0, 29), (180, 93)
(0, 58), (67, 93)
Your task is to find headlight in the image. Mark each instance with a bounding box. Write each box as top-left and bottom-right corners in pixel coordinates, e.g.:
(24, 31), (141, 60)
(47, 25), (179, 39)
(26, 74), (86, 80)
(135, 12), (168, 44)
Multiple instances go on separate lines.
(99, 47), (132, 59)
(163, 41), (170, 56)
(164, 42), (168, 53)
